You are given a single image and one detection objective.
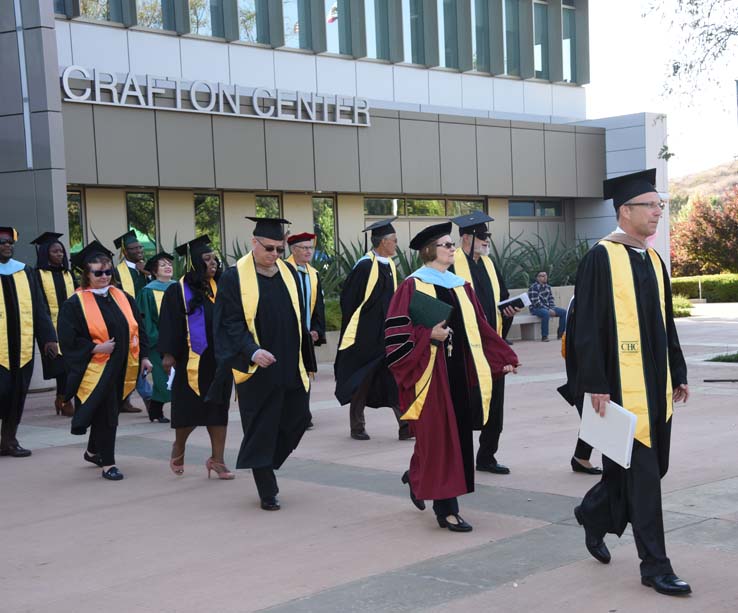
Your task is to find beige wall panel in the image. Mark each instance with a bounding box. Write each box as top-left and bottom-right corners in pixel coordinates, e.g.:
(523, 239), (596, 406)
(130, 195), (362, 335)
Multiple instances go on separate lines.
(487, 198), (509, 248)
(358, 117), (402, 193)
(62, 103), (97, 184)
(94, 106), (158, 186)
(223, 192), (256, 262)
(213, 117), (267, 190)
(265, 122), (315, 191)
(477, 126), (513, 196)
(314, 125), (360, 192)
(158, 190), (196, 253)
(544, 130), (577, 197)
(336, 194), (366, 251)
(509, 220), (539, 246)
(440, 123), (478, 195)
(84, 188), (126, 251)
(536, 220), (567, 244)
(511, 128), (546, 196)
(400, 120), (441, 194)
(156, 112), (215, 188)
(576, 132), (605, 197)
(283, 194), (315, 237)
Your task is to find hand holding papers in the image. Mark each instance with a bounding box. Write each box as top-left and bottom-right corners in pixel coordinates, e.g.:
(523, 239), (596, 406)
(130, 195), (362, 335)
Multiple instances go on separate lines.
(579, 396), (637, 469)
(498, 292), (531, 311)
(166, 367), (176, 391)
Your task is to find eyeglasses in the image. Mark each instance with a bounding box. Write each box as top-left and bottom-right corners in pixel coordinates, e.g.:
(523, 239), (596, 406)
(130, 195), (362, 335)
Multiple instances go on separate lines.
(291, 245), (314, 251)
(0, 239), (15, 245)
(90, 269), (113, 277)
(626, 201), (666, 211)
(436, 242), (456, 249)
(256, 238), (285, 254)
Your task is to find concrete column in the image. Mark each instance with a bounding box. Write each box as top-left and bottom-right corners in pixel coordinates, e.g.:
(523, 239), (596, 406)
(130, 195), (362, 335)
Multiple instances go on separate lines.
(518, 0), (534, 79)
(0, 0), (68, 262)
(574, 0), (589, 84)
(547, 0), (563, 82)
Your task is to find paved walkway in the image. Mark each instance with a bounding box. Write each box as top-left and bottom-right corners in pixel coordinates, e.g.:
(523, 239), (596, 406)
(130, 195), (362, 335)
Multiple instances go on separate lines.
(2, 304), (737, 612)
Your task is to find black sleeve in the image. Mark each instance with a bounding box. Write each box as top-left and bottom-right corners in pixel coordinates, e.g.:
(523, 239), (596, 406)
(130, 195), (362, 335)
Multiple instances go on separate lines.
(339, 259), (371, 331)
(662, 259), (688, 386)
(127, 293), (149, 359)
(496, 266), (510, 301)
(213, 267), (260, 363)
(58, 296), (94, 367)
(29, 267), (57, 347)
(157, 283), (187, 358)
(290, 267), (318, 373)
(312, 274), (326, 344)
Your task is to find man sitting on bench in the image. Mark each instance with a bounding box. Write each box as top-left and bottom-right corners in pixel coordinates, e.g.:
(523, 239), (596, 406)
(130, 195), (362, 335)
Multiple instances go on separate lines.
(528, 271), (567, 342)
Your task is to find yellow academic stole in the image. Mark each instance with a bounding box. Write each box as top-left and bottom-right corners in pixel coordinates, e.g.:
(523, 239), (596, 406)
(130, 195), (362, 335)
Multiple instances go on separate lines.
(180, 278), (217, 396)
(401, 280), (493, 424)
(117, 261), (136, 296)
(286, 255), (318, 317)
(338, 253), (397, 351)
(601, 241), (673, 447)
(453, 253), (503, 335)
(232, 253), (309, 391)
(39, 269), (75, 330)
(0, 270), (35, 370)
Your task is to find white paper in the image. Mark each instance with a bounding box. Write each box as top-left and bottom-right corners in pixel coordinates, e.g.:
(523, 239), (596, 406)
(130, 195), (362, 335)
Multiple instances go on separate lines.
(579, 398), (637, 469)
(498, 292), (531, 309)
(166, 367), (175, 391)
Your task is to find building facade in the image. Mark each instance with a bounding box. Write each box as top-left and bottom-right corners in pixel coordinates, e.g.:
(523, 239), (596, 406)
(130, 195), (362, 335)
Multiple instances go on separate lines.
(1, 0), (670, 266)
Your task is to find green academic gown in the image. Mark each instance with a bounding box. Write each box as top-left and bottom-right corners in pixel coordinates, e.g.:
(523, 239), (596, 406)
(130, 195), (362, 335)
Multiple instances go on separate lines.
(136, 280), (175, 403)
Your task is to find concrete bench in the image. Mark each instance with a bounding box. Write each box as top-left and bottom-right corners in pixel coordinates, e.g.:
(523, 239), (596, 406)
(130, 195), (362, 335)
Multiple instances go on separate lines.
(510, 313), (559, 341)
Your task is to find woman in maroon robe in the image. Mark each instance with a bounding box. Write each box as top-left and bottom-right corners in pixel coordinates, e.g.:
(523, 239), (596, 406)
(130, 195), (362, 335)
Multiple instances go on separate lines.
(385, 222), (519, 532)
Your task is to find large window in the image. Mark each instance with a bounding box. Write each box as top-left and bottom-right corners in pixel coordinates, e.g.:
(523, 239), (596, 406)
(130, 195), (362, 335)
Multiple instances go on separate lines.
(283, 0), (312, 49)
(325, 0), (353, 55)
(402, 0), (425, 64)
(126, 192), (157, 258)
(67, 191), (85, 255)
(365, 0), (393, 60)
(136, 0), (164, 29)
(312, 196), (336, 258)
(471, 0), (489, 72)
(509, 200), (562, 218)
(194, 194), (223, 255)
(80, 0), (111, 21)
(364, 197), (484, 217)
(533, 1), (549, 79)
(190, 0), (214, 36)
(503, 0), (520, 76)
(54, 0), (66, 14)
(437, 0), (458, 69)
(256, 195), (281, 218)
(562, 1), (576, 82)
(238, 0), (259, 42)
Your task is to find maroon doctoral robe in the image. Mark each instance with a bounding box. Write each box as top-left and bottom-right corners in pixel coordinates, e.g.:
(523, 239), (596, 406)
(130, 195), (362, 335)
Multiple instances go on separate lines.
(385, 278), (518, 501)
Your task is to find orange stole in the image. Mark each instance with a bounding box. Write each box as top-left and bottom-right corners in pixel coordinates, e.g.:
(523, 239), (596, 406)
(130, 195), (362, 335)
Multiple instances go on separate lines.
(75, 287), (140, 402)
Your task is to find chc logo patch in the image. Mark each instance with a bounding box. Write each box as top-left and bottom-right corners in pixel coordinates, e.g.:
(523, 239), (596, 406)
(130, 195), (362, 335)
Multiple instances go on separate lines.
(620, 341), (639, 353)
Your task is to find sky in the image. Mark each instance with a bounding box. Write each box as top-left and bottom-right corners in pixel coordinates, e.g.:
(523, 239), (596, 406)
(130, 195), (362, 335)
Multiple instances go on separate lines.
(586, 0), (738, 179)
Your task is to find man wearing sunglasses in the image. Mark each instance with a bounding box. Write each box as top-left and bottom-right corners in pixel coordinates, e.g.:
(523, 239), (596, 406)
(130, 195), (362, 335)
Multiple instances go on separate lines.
(210, 217), (317, 511)
(0, 227), (57, 457)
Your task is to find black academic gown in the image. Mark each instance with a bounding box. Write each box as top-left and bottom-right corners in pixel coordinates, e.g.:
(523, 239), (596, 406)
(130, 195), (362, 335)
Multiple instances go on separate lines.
(210, 265), (314, 469)
(334, 258), (398, 407)
(565, 243), (687, 576)
(35, 267), (77, 379)
(0, 265), (56, 441)
(157, 282), (229, 428)
(58, 290), (148, 435)
(114, 263), (148, 298)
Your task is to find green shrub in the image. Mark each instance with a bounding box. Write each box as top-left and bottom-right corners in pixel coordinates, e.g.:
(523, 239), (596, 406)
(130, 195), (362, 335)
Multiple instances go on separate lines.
(672, 294), (693, 318)
(324, 297), (342, 331)
(707, 352), (738, 363)
(671, 274), (738, 302)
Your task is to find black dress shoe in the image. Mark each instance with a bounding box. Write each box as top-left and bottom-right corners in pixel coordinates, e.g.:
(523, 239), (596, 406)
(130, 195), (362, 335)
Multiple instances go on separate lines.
(505, 339), (514, 346)
(0, 445), (32, 458)
(571, 457), (603, 475)
(641, 574), (691, 596)
(398, 428), (414, 441)
(84, 451), (104, 467)
(260, 496), (281, 511)
(149, 416), (170, 423)
(476, 461), (510, 475)
(574, 505), (611, 564)
(306, 421), (314, 430)
(401, 471), (425, 510)
(102, 466), (124, 481)
(437, 514), (473, 532)
(351, 430), (370, 441)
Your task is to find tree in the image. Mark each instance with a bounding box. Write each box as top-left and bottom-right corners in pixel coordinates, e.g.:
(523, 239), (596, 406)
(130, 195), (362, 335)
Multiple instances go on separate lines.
(648, 1), (738, 95)
(190, 0), (210, 35)
(137, 0), (163, 29)
(671, 186), (738, 276)
(240, 2), (257, 42)
(80, 0), (108, 21)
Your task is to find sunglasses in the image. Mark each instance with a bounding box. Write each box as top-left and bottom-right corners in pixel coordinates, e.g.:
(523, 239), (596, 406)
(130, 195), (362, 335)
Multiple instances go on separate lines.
(0, 238), (15, 245)
(90, 269), (113, 277)
(436, 242), (456, 249)
(256, 238), (285, 254)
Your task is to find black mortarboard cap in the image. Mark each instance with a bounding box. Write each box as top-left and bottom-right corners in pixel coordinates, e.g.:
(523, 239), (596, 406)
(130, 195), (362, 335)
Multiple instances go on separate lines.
(175, 236), (213, 259)
(113, 230), (139, 249)
(603, 169), (658, 210)
(70, 240), (114, 270)
(0, 227), (18, 241)
(362, 217), (397, 238)
(144, 251), (174, 273)
(246, 217), (290, 241)
(30, 231), (64, 246)
(451, 211), (494, 237)
(409, 222), (453, 251)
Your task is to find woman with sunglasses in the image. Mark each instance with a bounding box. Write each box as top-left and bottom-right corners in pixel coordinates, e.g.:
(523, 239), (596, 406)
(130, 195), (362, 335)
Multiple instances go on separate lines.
(158, 236), (234, 479)
(58, 241), (152, 481)
(385, 222), (519, 532)
(136, 252), (176, 424)
(31, 232), (78, 417)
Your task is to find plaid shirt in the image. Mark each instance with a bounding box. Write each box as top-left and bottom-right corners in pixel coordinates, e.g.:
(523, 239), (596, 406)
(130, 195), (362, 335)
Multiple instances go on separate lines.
(528, 282), (556, 310)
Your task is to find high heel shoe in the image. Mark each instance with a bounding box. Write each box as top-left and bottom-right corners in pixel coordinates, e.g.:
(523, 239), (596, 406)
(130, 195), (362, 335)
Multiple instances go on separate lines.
(401, 470), (425, 510)
(206, 457), (235, 480)
(170, 447), (184, 476)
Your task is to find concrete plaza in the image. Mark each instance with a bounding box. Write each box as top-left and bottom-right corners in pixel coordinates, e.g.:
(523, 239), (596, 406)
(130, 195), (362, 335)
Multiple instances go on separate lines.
(2, 304), (737, 612)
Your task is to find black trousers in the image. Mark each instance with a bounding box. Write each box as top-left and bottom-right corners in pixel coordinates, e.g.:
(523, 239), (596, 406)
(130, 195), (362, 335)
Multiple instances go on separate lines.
(476, 380), (505, 464)
(433, 497), (459, 517)
(87, 404), (117, 466)
(574, 438), (593, 460)
(501, 315), (513, 340)
(580, 442), (672, 577)
(148, 400), (164, 419)
(252, 467), (279, 499)
(349, 374), (405, 434)
(56, 373), (67, 396)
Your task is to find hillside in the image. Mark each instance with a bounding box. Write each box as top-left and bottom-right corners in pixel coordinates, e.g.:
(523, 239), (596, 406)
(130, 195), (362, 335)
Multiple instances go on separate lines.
(670, 160), (738, 198)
